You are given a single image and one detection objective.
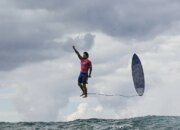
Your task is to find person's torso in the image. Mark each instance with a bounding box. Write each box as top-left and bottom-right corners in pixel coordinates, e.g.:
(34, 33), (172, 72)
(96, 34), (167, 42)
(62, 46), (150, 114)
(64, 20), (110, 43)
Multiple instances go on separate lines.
(80, 58), (91, 73)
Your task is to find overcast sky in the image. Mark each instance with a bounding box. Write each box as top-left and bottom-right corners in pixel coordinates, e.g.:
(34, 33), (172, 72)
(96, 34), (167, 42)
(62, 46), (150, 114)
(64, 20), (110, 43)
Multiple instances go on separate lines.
(1, 0), (180, 122)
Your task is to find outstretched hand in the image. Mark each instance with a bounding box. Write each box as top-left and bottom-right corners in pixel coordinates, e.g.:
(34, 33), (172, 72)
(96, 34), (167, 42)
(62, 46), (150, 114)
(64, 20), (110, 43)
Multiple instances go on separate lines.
(72, 45), (75, 49)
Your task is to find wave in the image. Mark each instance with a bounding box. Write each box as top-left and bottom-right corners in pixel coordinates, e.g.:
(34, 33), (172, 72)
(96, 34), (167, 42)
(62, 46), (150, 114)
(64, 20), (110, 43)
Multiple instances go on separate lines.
(1, 116), (180, 130)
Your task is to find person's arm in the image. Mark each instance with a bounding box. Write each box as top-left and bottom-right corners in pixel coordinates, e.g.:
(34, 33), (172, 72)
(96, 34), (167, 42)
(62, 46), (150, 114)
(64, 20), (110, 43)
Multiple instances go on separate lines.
(88, 66), (92, 78)
(72, 45), (82, 60)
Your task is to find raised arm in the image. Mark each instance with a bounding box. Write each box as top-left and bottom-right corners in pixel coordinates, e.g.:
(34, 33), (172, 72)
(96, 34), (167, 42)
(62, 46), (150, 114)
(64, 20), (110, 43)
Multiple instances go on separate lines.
(72, 45), (82, 60)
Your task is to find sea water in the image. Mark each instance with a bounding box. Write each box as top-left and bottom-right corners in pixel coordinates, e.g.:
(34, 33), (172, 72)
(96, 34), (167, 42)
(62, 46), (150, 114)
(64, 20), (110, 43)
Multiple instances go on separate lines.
(1, 116), (180, 130)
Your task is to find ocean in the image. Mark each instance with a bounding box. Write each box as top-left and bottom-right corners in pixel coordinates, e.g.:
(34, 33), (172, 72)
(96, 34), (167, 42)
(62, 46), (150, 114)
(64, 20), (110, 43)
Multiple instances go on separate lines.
(1, 116), (180, 130)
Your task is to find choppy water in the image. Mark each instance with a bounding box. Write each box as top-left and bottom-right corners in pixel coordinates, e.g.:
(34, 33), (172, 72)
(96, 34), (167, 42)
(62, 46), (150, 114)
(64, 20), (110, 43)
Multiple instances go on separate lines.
(1, 116), (180, 130)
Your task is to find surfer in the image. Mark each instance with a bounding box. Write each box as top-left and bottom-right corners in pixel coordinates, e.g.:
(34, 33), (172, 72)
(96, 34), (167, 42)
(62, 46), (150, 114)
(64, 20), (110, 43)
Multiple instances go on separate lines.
(72, 45), (92, 98)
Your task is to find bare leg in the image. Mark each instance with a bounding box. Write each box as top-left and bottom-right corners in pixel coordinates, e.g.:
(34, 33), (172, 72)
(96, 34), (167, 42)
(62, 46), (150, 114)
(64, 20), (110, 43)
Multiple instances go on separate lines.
(82, 83), (87, 98)
(78, 83), (85, 96)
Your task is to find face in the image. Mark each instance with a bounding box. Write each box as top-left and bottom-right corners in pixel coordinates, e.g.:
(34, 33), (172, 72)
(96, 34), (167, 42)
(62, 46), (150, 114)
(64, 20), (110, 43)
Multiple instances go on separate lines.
(83, 53), (87, 59)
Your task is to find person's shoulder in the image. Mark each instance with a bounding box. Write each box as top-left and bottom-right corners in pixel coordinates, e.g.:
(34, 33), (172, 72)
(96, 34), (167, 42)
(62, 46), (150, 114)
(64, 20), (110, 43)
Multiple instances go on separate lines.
(87, 59), (92, 64)
(86, 58), (91, 62)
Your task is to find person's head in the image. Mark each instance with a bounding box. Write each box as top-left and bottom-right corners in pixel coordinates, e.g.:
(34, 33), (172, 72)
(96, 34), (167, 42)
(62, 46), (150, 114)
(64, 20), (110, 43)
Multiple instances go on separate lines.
(83, 52), (89, 59)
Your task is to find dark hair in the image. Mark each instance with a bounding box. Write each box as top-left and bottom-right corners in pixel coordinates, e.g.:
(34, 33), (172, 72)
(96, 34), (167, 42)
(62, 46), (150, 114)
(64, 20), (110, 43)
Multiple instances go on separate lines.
(83, 52), (89, 58)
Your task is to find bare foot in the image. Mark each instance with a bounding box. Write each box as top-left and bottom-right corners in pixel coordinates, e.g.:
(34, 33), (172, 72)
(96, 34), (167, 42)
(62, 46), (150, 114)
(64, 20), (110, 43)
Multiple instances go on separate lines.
(82, 95), (87, 98)
(80, 93), (85, 97)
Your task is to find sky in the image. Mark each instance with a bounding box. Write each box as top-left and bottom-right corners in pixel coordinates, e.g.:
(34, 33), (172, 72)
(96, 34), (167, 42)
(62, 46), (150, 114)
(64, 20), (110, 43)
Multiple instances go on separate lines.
(0, 0), (180, 122)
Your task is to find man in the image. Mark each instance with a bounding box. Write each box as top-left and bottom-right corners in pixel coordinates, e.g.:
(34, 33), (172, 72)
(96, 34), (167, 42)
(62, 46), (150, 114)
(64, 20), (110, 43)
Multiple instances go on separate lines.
(72, 45), (92, 98)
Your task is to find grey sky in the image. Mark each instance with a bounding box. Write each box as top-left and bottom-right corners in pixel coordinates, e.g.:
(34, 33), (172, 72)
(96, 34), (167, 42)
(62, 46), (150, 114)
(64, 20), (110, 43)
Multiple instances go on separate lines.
(1, 0), (180, 71)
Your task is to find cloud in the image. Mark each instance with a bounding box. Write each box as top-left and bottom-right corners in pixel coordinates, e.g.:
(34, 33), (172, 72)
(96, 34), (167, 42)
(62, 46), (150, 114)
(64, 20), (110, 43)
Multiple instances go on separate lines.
(0, 0), (95, 71)
(3, 55), (77, 121)
(66, 103), (119, 121)
(11, 0), (180, 39)
(58, 33), (95, 52)
(1, 0), (180, 71)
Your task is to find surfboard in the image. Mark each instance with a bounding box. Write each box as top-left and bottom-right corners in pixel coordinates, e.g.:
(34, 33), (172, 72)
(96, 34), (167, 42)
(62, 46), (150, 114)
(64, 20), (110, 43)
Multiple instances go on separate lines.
(131, 53), (145, 96)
